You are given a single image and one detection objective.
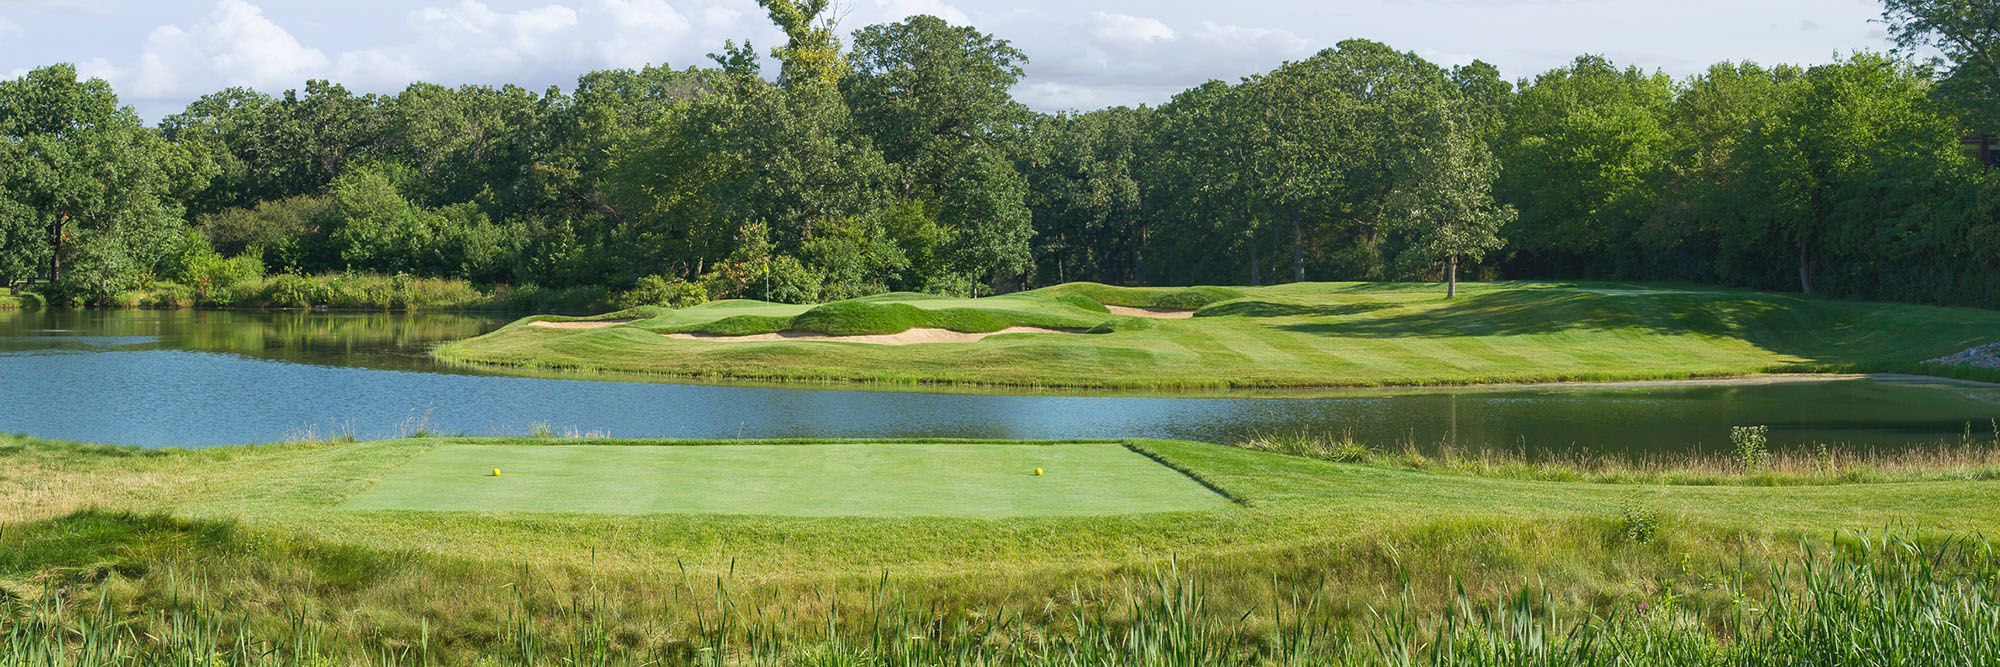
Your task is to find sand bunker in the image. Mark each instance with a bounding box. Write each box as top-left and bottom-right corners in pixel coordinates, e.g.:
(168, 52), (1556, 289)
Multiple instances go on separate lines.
(527, 319), (635, 330)
(665, 326), (1077, 346)
(1103, 305), (1195, 319)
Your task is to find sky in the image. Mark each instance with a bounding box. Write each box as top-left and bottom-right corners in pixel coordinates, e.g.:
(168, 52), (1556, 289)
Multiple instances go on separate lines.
(0, 0), (1895, 123)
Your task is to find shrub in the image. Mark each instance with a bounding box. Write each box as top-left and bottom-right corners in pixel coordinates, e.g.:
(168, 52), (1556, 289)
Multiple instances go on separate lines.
(106, 290), (146, 308)
(1621, 503), (1661, 543)
(257, 274), (323, 309)
(13, 291), (43, 310)
(495, 284), (615, 314)
(140, 283), (197, 309)
(1732, 425), (1770, 470)
(199, 195), (329, 259)
(615, 275), (709, 310)
(50, 233), (143, 306)
(699, 255), (820, 304)
(159, 232), (264, 303)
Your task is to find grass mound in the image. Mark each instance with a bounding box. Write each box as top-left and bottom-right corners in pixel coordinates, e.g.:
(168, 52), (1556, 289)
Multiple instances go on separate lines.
(1035, 282), (1245, 310)
(1193, 298), (1390, 318)
(667, 313), (796, 335)
(521, 307), (661, 328)
(652, 293), (1106, 337)
(791, 301), (955, 335)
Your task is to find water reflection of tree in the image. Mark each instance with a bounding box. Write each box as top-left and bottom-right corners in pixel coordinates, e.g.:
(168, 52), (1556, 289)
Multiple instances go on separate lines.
(0, 310), (508, 370)
(168, 311), (507, 369)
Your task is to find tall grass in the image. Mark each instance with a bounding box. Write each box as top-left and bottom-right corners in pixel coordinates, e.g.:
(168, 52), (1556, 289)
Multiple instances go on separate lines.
(1235, 427), (2000, 485)
(8, 536), (1998, 665)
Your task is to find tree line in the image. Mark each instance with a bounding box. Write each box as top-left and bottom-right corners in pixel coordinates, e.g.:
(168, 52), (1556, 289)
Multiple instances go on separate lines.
(2, 0), (1997, 308)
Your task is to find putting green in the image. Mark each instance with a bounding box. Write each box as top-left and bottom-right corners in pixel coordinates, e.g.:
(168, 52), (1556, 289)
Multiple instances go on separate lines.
(341, 443), (1232, 517)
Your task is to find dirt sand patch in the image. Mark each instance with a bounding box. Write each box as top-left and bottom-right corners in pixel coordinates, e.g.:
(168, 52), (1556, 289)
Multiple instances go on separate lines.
(665, 326), (1077, 346)
(527, 319), (635, 330)
(1103, 305), (1195, 319)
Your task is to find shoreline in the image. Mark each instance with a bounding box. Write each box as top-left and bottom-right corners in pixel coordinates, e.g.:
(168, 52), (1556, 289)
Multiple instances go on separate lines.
(428, 353), (2000, 398)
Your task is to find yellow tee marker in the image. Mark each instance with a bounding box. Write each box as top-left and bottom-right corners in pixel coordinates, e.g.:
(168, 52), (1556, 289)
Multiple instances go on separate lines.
(1034, 468), (1043, 476)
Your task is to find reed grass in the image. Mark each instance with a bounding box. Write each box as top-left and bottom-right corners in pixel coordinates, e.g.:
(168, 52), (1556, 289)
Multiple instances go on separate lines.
(1234, 426), (2000, 486)
(6, 534), (1996, 665)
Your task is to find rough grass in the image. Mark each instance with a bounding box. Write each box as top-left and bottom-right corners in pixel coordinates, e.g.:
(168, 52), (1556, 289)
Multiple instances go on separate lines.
(6, 431), (2000, 663)
(438, 280), (2000, 390)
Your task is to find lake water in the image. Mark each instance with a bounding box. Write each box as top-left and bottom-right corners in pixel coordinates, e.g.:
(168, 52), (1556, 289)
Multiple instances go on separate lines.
(3, 309), (1997, 454)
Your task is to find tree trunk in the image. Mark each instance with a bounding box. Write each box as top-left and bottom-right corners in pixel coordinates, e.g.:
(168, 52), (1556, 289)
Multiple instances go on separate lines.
(1797, 242), (1814, 295)
(1447, 255), (1458, 298)
(1248, 227), (1261, 286)
(1289, 205), (1304, 284)
(1131, 222), (1145, 286)
(47, 220), (63, 284)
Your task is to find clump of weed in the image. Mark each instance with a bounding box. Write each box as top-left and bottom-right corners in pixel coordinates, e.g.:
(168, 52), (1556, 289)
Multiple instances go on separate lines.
(1620, 502), (1661, 543)
(1732, 425), (1770, 471)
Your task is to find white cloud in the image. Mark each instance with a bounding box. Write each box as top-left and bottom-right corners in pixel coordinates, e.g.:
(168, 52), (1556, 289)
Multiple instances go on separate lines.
(586, 0), (694, 67)
(88, 0), (723, 105)
(698, 4), (740, 30)
(0, 15), (23, 37)
(1089, 12), (1174, 46)
(122, 0), (328, 98)
(1005, 12), (1316, 111)
(863, 0), (971, 26)
(12, 0), (1312, 116)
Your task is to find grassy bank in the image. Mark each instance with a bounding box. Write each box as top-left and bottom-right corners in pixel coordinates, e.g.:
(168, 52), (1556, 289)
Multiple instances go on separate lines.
(6, 432), (2000, 663)
(437, 281), (2000, 390)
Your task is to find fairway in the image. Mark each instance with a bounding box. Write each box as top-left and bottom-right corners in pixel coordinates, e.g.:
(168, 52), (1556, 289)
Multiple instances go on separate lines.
(341, 442), (1231, 517)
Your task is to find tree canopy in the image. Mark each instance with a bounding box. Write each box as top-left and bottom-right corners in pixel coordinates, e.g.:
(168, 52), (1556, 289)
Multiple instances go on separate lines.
(3, 2), (1998, 310)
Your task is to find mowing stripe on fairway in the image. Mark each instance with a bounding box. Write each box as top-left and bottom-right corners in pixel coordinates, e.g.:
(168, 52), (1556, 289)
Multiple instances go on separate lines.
(341, 443), (1233, 518)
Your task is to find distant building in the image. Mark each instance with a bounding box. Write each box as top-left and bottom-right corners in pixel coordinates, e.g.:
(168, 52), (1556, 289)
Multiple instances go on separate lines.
(1963, 135), (2000, 166)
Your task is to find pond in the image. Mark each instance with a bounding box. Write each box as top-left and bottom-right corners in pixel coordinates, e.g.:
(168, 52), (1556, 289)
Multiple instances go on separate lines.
(3, 309), (1997, 454)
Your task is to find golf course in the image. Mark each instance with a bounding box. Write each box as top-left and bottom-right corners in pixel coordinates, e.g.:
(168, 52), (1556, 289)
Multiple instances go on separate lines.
(440, 281), (2000, 390)
(13, 0), (2000, 661)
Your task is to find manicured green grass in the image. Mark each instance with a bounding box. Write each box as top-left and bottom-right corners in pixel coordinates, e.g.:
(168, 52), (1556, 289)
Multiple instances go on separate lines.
(341, 442), (1230, 517)
(438, 281), (2000, 390)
